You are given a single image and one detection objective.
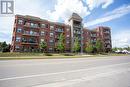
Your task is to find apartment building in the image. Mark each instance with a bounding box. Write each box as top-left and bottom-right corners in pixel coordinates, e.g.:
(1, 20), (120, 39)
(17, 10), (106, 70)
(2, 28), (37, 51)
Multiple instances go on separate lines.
(11, 13), (112, 52)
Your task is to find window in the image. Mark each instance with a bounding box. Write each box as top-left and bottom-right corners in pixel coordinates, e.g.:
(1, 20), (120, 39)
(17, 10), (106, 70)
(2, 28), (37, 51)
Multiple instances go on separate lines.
(49, 39), (54, 43)
(16, 37), (21, 42)
(50, 32), (54, 37)
(23, 30), (29, 34)
(29, 38), (36, 43)
(49, 48), (53, 51)
(41, 39), (44, 42)
(34, 24), (38, 28)
(67, 28), (69, 31)
(16, 28), (22, 33)
(18, 19), (23, 24)
(50, 25), (54, 30)
(30, 30), (34, 35)
(66, 41), (70, 44)
(34, 32), (39, 35)
(45, 24), (48, 28)
(15, 45), (20, 51)
(57, 28), (63, 32)
(15, 45), (20, 49)
(41, 24), (48, 28)
(30, 23), (34, 27)
(41, 24), (45, 28)
(41, 31), (45, 36)
(25, 22), (30, 26)
(22, 37), (27, 42)
(67, 35), (69, 37)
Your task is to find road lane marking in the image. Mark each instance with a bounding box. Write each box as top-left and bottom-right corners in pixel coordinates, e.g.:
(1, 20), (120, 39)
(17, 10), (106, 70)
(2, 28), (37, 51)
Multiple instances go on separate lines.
(32, 68), (130, 87)
(0, 62), (130, 81)
(1, 57), (128, 67)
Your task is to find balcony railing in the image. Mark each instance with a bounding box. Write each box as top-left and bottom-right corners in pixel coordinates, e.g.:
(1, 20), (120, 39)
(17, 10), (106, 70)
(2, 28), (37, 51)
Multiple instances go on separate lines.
(105, 41), (111, 43)
(73, 25), (81, 28)
(21, 42), (38, 45)
(91, 34), (96, 37)
(106, 45), (111, 48)
(55, 29), (64, 32)
(104, 31), (110, 33)
(104, 36), (111, 39)
(23, 31), (39, 36)
(74, 31), (81, 34)
(21, 40), (38, 45)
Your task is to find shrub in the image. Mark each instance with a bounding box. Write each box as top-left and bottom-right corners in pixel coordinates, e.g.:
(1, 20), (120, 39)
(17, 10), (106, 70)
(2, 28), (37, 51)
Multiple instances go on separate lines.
(44, 53), (52, 56)
(62, 53), (75, 56)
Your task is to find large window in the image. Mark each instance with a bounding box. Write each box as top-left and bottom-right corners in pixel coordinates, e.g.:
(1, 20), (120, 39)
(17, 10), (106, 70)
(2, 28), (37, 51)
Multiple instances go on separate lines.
(16, 37), (21, 42)
(16, 28), (22, 33)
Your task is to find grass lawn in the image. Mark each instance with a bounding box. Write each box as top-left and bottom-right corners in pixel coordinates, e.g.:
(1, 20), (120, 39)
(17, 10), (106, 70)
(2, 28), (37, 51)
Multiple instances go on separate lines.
(0, 52), (129, 60)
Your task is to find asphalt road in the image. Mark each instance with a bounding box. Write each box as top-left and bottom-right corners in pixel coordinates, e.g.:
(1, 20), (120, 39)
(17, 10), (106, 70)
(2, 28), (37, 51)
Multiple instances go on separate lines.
(0, 56), (130, 87)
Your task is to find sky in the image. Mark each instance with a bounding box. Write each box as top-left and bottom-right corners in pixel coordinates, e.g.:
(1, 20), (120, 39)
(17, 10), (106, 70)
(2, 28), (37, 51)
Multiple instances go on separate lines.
(0, 0), (130, 48)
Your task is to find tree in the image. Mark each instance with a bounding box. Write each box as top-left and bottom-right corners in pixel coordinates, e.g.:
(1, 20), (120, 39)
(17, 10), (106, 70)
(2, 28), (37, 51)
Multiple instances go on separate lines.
(112, 47), (118, 52)
(56, 33), (65, 52)
(39, 41), (47, 52)
(85, 41), (93, 53)
(0, 41), (10, 52)
(95, 39), (103, 53)
(73, 37), (80, 53)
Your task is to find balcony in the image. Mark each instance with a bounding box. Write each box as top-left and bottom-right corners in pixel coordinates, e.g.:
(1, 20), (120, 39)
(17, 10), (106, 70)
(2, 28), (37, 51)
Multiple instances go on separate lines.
(91, 34), (96, 37)
(73, 24), (81, 28)
(21, 41), (38, 45)
(55, 29), (64, 32)
(104, 36), (111, 39)
(55, 35), (59, 39)
(74, 30), (81, 34)
(24, 22), (39, 28)
(23, 31), (39, 36)
(21, 39), (38, 45)
(106, 45), (111, 48)
(105, 41), (111, 44)
(104, 31), (110, 34)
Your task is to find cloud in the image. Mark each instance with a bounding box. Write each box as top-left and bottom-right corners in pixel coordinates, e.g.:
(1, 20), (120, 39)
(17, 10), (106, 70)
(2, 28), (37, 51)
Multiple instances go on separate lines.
(0, 0), (49, 43)
(47, 0), (90, 22)
(85, 4), (130, 27)
(0, 32), (12, 43)
(85, 0), (114, 10)
(112, 30), (130, 48)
